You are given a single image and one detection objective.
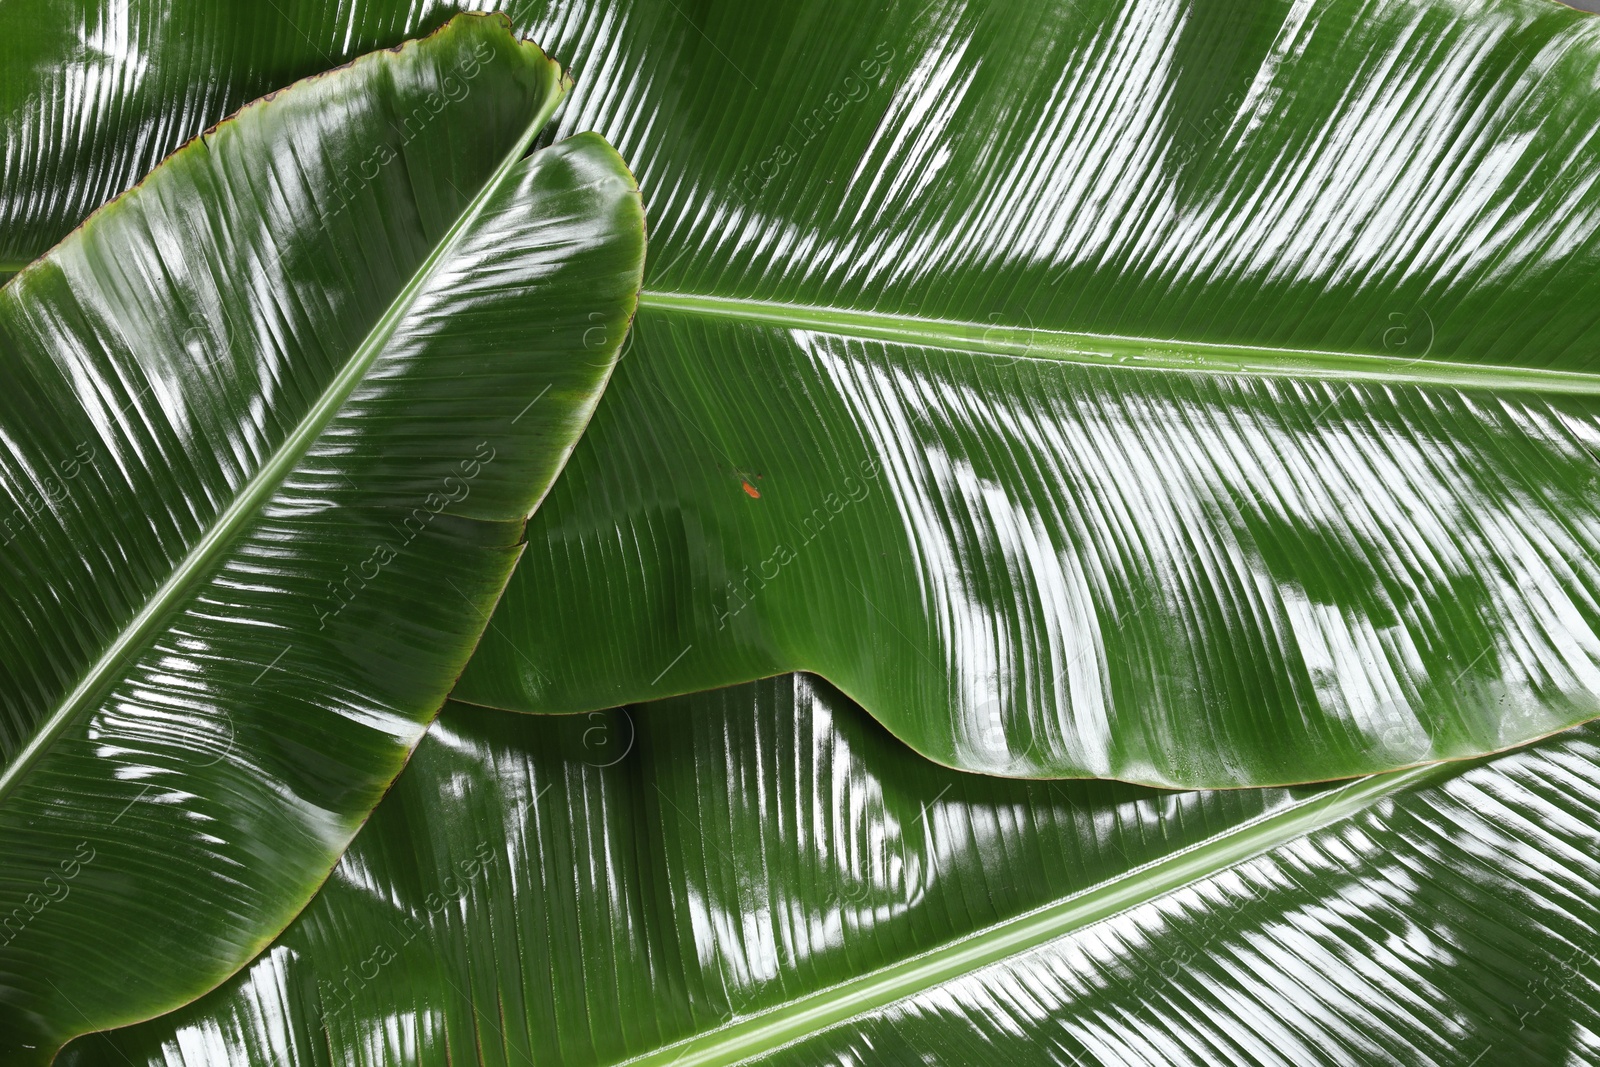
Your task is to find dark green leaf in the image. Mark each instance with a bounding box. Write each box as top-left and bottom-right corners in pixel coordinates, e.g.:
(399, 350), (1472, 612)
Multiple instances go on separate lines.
(64, 677), (1600, 1066)
(13, 1), (1600, 786)
(0, 14), (643, 1060)
(456, 0), (1600, 787)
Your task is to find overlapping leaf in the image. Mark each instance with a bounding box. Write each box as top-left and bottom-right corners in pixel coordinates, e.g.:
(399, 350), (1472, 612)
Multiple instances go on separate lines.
(451, 0), (1600, 787)
(0, 14), (644, 1060)
(62, 677), (1600, 1066)
(7, 1), (1600, 1059)
(12, 0), (1600, 787)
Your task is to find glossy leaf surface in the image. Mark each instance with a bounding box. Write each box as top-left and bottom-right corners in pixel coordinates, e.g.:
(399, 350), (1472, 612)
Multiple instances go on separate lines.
(65, 676), (1600, 1066)
(0, 1), (462, 274)
(13, 1), (1600, 787)
(453, 0), (1600, 787)
(0, 14), (644, 1061)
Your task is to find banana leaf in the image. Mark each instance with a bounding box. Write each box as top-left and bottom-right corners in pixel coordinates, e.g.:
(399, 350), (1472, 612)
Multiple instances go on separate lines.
(10, 1), (1600, 787)
(0, 15), (644, 1061)
(62, 678), (1600, 1066)
(8, 2), (1600, 1059)
(462, 0), (1600, 788)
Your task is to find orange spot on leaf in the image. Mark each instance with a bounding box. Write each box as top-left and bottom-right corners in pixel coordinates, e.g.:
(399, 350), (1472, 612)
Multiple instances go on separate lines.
(742, 482), (761, 499)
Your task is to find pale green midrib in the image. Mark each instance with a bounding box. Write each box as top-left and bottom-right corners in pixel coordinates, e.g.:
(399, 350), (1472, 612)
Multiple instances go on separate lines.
(0, 91), (562, 804)
(622, 762), (1446, 1067)
(639, 292), (1600, 395)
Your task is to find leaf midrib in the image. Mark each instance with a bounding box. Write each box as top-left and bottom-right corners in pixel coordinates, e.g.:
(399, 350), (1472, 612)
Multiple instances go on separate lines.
(639, 291), (1600, 394)
(0, 94), (562, 802)
(623, 762), (1446, 1067)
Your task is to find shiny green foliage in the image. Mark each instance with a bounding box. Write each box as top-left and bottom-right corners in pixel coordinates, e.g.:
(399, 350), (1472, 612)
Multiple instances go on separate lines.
(67, 677), (1600, 1066)
(459, 0), (1600, 786)
(5, 0), (1600, 1064)
(11, 0), (1600, 787)
(0, 15), (643, 1061)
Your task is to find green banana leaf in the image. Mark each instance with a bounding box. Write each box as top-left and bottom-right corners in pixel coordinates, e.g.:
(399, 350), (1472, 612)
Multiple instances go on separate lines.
(465, 0), (1600, 787)
(14, 0), (1600, 787)
(61, 677), (1600, 1066)
(0, 14), (643, 1062)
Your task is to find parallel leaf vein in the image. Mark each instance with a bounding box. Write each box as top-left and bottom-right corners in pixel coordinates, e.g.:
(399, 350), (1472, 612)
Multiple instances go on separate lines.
(0, 94), (562, 801)
(622, 763), (1445, 1067)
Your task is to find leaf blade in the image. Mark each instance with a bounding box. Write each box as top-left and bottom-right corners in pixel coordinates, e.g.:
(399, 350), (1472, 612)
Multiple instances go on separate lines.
(0, 14), (644, 1058)
(11, 0), (1600, 778)
(453, 0), (1600, 786)
(64, 677), (1600, 1066)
